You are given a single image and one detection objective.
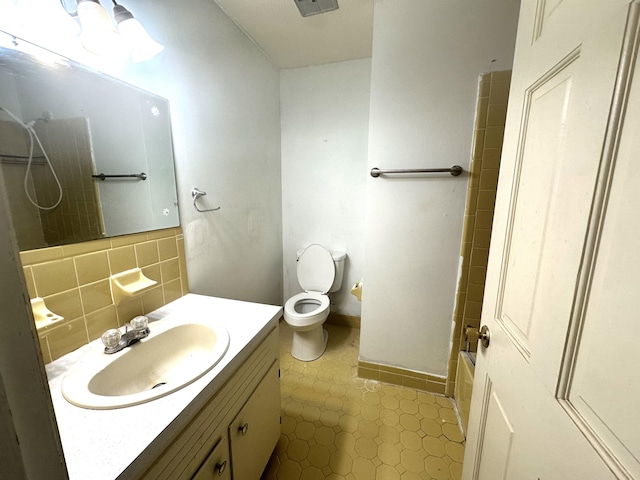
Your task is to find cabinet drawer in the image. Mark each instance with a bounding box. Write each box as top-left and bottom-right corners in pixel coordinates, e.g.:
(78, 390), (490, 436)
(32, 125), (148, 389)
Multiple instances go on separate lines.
(229, 362), (280, 479)
(192, 437), (231, 480)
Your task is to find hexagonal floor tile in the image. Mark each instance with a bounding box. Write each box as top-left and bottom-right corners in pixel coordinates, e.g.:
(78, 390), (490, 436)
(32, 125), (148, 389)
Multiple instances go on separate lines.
(262, 324), (465, 480)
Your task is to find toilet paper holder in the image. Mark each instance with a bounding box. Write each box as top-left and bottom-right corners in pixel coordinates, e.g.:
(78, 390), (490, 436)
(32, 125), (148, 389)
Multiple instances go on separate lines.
(351, 281), (363, 301)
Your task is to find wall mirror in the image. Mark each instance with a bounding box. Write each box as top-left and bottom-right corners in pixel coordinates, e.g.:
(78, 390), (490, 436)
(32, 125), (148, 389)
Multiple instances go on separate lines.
(0, 35), (180, 251)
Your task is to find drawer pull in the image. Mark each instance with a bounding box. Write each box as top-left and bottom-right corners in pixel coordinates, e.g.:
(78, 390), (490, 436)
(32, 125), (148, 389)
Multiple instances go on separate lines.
(215, 460), (227, 476)
(239, 423), (249, 436)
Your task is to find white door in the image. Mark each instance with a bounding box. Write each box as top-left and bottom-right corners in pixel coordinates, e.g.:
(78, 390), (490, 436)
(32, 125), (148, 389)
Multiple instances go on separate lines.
(464, 1), (640, 479)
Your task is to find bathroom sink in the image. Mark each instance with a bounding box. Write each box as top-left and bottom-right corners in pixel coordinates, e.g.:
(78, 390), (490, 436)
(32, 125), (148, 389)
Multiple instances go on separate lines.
(61, 318), (230, 409)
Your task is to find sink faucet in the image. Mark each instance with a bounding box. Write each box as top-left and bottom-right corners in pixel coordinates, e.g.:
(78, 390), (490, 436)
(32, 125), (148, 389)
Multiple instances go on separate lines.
(101, 316), (150, 354)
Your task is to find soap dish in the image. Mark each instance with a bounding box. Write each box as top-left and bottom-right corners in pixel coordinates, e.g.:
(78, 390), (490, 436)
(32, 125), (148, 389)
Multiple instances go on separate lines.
(110, 268), (158, 305)
(31, 297), (65, 332)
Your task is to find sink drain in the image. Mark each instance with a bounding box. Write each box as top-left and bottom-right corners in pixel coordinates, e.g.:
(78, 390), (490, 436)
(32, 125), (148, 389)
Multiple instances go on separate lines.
(151, 382), (167, 389)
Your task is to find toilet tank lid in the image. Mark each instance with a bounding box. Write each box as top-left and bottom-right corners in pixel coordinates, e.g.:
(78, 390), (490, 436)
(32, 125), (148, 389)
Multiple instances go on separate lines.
(331, 251), (346, 261)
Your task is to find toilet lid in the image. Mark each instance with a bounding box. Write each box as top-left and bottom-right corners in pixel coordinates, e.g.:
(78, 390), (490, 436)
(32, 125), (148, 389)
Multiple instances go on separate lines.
(297, 244), (335, 294)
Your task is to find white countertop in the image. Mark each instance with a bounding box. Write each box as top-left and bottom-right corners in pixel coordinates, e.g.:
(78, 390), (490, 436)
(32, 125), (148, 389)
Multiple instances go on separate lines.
(46, 294), (282, 480)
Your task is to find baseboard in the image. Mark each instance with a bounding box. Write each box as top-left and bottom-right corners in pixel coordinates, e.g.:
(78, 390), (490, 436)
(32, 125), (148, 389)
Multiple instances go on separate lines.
(357, 360), (447, 395)
(326, 313), (361, 329)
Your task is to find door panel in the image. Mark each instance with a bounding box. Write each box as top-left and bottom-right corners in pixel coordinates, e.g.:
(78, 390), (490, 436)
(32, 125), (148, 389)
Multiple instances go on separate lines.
(498, 57), (577, 358)
(474, 381), (514, 480)
(464, 1), (638, 478)
(563, 35), (640, 477)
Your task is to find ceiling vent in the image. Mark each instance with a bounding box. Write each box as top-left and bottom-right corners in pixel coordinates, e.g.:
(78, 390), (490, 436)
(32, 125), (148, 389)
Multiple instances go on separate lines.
(295, 0), (339, 17)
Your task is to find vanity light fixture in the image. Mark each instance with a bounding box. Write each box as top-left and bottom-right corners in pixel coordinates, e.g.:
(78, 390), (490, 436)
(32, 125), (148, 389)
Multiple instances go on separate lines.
(76, 0), (125, 57)
(75, 0), (163, 62)
(112, 0), (164, 63)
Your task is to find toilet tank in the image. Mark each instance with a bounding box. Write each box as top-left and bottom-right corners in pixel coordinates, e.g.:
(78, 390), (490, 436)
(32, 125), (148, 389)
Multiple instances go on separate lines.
(329, 251), (346, 292)
(296, 249), (346, 293)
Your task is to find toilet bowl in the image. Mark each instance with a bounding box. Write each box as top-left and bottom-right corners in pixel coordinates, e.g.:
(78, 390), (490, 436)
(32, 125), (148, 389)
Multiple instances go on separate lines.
(284, 244), (345, 361)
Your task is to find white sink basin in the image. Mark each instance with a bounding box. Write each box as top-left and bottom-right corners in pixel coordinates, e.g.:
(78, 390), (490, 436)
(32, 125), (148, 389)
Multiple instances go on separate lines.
(61, 318), (230, 409)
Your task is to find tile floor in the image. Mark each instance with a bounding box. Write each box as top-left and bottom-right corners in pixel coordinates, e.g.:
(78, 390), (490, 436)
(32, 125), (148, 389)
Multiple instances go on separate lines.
(261, 323), (465, 480)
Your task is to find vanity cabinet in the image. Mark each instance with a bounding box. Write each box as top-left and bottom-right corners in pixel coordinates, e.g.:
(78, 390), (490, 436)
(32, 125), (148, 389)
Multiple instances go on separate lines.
(139, 325), (280, 480)
(192, 437), (231, 480)
(228, 364), (280, 479)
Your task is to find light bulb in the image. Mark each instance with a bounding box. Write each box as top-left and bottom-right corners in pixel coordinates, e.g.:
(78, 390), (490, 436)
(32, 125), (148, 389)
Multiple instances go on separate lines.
(113, 4), (164, 63)
(77, 0), (126, 58)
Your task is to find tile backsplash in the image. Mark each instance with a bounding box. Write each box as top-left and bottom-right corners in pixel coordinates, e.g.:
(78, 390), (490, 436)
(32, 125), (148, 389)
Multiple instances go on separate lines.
(20, 227), (188, 363)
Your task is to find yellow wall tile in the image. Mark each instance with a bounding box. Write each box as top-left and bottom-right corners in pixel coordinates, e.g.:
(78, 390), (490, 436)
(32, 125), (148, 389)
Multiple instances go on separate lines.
(475, 97), (489, 129)
(484, 127), (505, 149)
(110, 232), (148, 248)
(80, 280), (112, 314)
(43, 289), (83, 321)
(482, 148), (502, 169)
(142, 286), (165, 313)
(22, 229), (187, 363)
(471, 248), (489, 267)
(62, 238), (110, 257)
(477, 189), (497, 211)
(479, 74), (491, 97)
(467, 283), (485, 303)
(135, 241), (159, 267)
(116, 297), (144, 326)
(85, 306), (118, 341)
(75, 251), (110, 284)
(479, 168), (499, 191)
(161, 258), (180, 283)
(358, 360), (379, 370)
(463, 301), (482, 320)
(473, 229), (492, 248)
(32, 259), (78, 297)
(468, 266), (487, 286)
(487, 103), (508, 127)
(141, 263), (162, 283)
(491, 70), (512, 83)
(38, 335), (52, 364)
(108, 246), (137, 274)
(450, 71), (511, 403)
(158, 237), (178, 261)
(163, 278), (182, 305)
(45, 317), (89, 360)
(426, 381), (446, 395)
(472, 129), (485, 160)
(401, 376), (426, 390)
(474, 210), (494, 230)
(489, 81), (510, 103)
(20, 246), (64, 266)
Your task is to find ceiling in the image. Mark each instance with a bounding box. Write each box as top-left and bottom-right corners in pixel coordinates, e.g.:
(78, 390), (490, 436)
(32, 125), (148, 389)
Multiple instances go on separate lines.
(213, 0), (374, 69)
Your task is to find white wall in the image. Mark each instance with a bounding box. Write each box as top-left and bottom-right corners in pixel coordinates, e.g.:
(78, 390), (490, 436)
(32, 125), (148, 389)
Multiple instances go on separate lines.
(1, 0), (283, 306)
(118, 1), (283, 306)
(281, 59), (371, 315)
(360, 0), (519, 376)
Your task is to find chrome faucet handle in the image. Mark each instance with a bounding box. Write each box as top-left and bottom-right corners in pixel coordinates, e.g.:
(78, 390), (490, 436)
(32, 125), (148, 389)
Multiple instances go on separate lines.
(101, 329), (121, 349)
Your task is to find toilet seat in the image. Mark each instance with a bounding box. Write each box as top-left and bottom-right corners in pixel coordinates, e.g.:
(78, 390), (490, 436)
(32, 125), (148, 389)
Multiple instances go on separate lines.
(284, 291), (330, 329)
(297, 244), (335, 294)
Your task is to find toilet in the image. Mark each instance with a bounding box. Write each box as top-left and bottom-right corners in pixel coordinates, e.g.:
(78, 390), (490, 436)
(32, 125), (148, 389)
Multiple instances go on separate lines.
(284, 244), (346, 361)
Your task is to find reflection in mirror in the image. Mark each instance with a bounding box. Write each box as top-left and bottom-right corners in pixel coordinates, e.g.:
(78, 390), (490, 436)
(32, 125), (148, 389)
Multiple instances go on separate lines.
(0, 34), (180, 251)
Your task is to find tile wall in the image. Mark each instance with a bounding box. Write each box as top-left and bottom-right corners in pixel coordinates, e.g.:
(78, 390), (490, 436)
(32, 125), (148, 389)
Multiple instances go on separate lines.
(0, 118), (103, 250)
(20, 227), (188, 363)
(445, 70), (511, 396)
